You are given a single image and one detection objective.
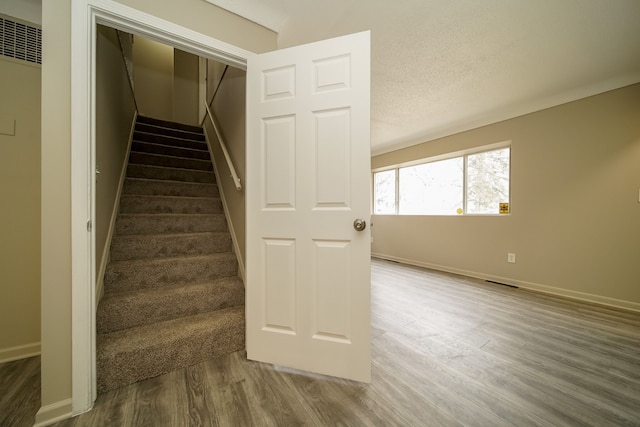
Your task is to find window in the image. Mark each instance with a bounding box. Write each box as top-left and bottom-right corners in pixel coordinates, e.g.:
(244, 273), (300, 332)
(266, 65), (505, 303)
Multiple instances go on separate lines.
(373, 146), (510, 215)
(373, 169), (396, 214)
(399, 157), (463, 215)
(466, 148), (510, 214)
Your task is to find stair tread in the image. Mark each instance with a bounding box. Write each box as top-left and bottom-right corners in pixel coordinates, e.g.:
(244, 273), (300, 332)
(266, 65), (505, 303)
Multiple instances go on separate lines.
(136, 116), (204, 134)
(107, 252), (235, 267)
(109, 230), (232, 261)
(130, 151), (213, 164)
(125, 177), (217, 186)
(126, 163), (215, 174)
(98, 305), (244, 352)
(129, 152), (214, 172)
(118, 212), (223, 218)
(97, 305), (245, 392)
(135, 124), (204, 138)
(120, 194), (220, 201)
(115, 213), (227, 235)
(123, 178), (218, 197)
(133, 138), (208, 152)
(97, 277), (244, 333)
(126, 164), (216, 184)
(100, 276), (243, 302)
(134, 128), (205, 140)
(112, 230), (230, 240)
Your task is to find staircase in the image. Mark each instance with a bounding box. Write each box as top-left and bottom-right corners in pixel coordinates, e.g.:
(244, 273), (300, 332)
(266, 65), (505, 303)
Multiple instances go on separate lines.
(96, 115), (245, 393)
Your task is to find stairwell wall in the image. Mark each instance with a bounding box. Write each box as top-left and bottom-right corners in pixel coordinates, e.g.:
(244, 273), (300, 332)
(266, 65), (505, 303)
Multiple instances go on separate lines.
(173, 49), (200, 126)
(40, 0), (276, 423)
(132, 36), (205, 127)
(133, 36), (174, 122)
(204, 66), (247, 279)
(95, 25), (137, 303)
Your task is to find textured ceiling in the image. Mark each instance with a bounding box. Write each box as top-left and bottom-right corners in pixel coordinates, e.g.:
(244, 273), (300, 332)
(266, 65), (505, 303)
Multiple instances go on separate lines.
(205, 0), (640, 155)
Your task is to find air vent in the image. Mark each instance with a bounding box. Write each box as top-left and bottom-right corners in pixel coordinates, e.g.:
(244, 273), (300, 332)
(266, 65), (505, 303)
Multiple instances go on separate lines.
(0, 16), (42, 65)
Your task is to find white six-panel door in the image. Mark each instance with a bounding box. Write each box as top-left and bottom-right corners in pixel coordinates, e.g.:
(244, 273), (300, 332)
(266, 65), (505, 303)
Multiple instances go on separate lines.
(246, 31), (371, 382)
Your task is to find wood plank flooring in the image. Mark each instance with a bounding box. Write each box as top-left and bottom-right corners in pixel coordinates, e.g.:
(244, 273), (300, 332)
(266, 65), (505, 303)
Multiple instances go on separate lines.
(3, 258), (640, 426)
(0, 355), (40, 427)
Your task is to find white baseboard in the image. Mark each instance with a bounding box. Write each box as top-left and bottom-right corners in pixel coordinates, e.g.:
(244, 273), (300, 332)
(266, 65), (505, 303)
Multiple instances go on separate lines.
(0, 342), (40, 363)
(34, 398), (73, 427)
(203, 125), (246, 283)
(96, 112), (138, 304)
(371, 253), (640, 313)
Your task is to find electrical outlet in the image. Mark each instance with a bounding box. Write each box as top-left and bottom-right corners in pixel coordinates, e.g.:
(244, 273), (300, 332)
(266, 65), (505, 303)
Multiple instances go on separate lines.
(507, 253), (516, 264)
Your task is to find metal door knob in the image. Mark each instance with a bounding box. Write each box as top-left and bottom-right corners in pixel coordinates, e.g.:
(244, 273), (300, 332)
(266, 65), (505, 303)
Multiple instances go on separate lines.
(353, 219), (367, 231)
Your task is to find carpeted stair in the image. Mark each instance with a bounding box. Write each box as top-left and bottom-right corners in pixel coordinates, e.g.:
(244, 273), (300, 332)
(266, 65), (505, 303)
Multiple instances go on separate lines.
(96, 115), (245, 393)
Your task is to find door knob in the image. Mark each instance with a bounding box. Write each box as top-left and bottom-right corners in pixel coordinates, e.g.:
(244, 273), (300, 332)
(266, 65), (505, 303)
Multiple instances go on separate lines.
(353, 219), (367, 231)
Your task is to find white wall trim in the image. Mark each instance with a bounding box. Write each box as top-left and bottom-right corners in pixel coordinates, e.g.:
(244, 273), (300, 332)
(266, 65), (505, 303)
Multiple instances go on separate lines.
(70, 0), (97, 416)
(371, 253), (640, 313)
(0, 342), (40, 363)
(34, 398), (73, 427)
(95, 111), (138, 304)
(203, 127), (246, 283)
(86, 0), (252, 70)
(70, 0), (253, 417)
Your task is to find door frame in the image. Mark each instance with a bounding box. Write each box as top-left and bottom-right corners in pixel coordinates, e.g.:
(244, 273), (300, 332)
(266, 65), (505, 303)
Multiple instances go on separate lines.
(70, 0), (253, 414)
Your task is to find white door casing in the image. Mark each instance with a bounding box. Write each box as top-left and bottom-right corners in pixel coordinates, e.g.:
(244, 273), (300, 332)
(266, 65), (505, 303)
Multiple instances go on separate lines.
(70, 0), (253, 416)
(246, 31), (372, 382)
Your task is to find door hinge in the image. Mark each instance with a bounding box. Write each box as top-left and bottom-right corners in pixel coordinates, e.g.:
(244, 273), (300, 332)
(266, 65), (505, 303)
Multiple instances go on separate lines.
(87, 220), (92, 232)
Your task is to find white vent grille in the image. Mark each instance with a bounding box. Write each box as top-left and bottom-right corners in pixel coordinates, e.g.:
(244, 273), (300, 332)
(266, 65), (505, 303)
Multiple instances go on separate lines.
(0, 16), (42, 65)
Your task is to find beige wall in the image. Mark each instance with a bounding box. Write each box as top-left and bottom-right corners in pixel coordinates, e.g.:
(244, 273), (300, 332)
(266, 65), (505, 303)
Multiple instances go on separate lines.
(133, 36), (174, 121)
(173, 49), (200, 126)
(205, 66), (247, 274)
(0, 0), (41, 25)
(40, 0), (276, 422)
(95, 25), (137, 298)
(0, 56), (41, 361)
(134, 39), (207, 126)
(372, 83), (640, 308)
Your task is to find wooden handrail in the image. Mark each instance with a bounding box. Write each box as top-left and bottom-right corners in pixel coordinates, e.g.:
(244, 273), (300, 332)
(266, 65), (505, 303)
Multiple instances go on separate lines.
(204, 102), (242, 191)
(115, 30), (138, 113)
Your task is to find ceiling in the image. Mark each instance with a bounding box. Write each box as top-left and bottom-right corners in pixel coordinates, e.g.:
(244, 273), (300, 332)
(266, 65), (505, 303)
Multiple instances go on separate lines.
(205, 0), (640, 155)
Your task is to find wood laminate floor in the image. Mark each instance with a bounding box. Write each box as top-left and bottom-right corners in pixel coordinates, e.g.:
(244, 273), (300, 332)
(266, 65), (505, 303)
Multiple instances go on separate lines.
(4, 259), (640, 426)
(0, 355), (40, 427)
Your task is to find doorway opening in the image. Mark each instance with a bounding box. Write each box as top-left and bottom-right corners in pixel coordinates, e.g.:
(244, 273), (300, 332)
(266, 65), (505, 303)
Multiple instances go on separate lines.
(70, 0), (251, 413)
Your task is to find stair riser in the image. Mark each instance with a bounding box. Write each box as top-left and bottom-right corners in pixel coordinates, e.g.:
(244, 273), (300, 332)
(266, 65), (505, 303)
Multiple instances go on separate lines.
(133, 131), (208, 151)
(123, 178), (219, 198)
(136, 122), (205, 141)
(126, 164), (215, 183)
(129, 152), (213, 171)
(119, 196), (223, 215)
(97, 279), (244, 333)
(132, 141), (210, 161)
(110, 233), (232, 261)
(97, 307), (245, 393)
(115, 214), (227, 235)
(104, 255), (238, 293)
